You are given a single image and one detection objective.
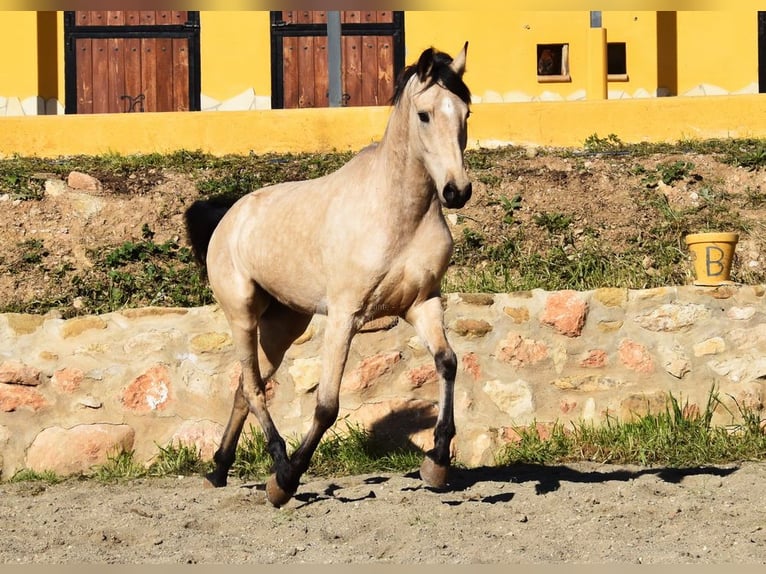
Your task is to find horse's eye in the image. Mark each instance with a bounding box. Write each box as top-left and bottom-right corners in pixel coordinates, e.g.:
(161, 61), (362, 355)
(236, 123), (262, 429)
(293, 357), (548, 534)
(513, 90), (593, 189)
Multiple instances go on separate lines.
(417, 111), (430, 123)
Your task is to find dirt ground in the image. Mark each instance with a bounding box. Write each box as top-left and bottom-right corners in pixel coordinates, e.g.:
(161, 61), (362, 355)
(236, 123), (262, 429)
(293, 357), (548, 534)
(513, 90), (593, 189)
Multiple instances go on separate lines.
(1, 461), (765, 564)
(2, 145), (766, 564)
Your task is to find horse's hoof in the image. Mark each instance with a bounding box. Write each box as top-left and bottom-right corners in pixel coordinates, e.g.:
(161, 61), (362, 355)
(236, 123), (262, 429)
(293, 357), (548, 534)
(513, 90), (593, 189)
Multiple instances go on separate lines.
(420, 456), (449, 489)
(204, 471), (227, 489)
(266, 474), (294, 508)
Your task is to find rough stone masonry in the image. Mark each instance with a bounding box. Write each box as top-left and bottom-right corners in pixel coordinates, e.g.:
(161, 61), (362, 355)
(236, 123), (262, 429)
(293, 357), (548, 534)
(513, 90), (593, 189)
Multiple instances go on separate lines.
(1, 285), (765, 479)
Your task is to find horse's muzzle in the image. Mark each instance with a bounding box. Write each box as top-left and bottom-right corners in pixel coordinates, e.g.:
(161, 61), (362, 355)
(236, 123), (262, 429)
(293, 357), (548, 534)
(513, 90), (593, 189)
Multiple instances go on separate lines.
(442, 181), (472, 209)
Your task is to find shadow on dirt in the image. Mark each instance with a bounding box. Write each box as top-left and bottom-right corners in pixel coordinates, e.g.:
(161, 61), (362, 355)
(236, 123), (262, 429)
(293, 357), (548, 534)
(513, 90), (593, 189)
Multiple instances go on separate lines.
(446, 462), (740, 495)
(291, 463), (740, 508)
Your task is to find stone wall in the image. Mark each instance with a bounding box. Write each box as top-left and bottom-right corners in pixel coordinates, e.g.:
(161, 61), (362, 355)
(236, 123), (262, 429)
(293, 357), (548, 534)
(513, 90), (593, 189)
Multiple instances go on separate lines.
(1, 285), (765, 480)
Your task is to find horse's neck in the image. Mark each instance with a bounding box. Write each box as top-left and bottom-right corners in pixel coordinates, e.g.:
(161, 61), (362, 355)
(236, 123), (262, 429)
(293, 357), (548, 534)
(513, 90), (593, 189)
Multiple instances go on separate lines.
(376, 109), (439, 226)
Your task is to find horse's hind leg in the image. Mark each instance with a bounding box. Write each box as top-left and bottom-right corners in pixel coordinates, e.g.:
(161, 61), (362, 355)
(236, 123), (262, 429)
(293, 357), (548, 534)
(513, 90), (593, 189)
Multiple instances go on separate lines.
(265, 312), (355, 506)
(405, 295), (457, 489)
(206, 300), (311, 488)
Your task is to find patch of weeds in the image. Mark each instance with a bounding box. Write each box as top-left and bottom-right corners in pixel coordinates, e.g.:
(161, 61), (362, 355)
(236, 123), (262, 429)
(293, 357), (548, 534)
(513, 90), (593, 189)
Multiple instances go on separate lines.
(230, 421), (421, 482)
(477, 172), (502, 187)
(90, 450), (146, 482)
(583, 132), (625, 154)
(0, 162), (45, 200)
(196, 151), (355, 204)
(533, 211), (573, 234)
(231, 424), (274, 481)
(743, 186), (766, 208)
(148, 442), (211, 477)
(495, 421), (575, 465)
(65, 225), (213, 316)
(722, 138), (766, 170)
(639, 160), (695, 189)
(309, 421), (421, 477)
(18, 238), (48, 266)
(451, 227), (488, 267)
(499, 194), (522, 224)
(495, 386), (766, 467)
(657, 160), (695, 185)
(8, 468), (64, 484)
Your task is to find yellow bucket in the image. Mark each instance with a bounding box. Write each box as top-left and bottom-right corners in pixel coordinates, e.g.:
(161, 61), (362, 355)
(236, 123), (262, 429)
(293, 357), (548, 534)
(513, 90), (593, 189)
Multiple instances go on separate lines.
(684, 232), (739, 286)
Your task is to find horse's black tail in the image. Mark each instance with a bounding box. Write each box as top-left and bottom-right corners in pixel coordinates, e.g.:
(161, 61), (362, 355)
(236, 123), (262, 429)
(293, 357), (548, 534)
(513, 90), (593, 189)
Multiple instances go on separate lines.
(184, 198), (235, 275)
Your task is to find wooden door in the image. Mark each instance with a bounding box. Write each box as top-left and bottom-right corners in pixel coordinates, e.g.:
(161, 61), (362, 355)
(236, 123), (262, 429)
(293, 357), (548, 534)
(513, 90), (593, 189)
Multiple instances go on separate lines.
(270, 11), (404, 109)
(64, 11), (200, 114)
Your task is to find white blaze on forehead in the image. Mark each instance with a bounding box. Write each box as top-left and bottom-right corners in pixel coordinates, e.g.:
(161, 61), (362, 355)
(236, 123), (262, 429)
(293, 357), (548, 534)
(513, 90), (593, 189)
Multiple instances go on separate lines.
(440, 97), (455, 118)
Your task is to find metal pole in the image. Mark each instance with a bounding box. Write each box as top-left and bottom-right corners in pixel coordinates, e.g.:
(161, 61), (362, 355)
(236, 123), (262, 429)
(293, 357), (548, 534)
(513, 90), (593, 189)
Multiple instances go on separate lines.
(587, 11), (607, 99)
(327, 11), (342, 107)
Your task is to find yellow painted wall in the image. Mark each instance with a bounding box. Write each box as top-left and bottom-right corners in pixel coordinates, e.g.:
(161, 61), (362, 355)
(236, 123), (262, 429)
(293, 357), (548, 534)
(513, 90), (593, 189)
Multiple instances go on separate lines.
(676, 11), (757, 94)
(0, 12), (41, 98)
(602, 11), (658, 96)
(0, 10), (761, 110)
(199, 11), (271, 101)
(404, 11), (664, 101)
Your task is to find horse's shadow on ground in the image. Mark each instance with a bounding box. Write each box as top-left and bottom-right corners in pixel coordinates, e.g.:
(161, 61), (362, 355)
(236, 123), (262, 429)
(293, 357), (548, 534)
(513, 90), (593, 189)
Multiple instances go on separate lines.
(290, 463), (740, 508)
(263, 405), (740, 508)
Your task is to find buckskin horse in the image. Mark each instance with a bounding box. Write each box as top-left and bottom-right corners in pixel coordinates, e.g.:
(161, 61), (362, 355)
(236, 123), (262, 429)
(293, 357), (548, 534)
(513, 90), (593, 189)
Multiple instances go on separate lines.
(185, 43), (472, 507)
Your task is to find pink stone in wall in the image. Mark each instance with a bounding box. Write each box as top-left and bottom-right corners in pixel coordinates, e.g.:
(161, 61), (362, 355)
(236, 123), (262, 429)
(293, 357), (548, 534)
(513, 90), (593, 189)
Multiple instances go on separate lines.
(228, 361), (242, 392)
(495, 333), (548, 367)
(51, 367), (85, 393)
(502, 422), (558, 444)
(345, 351), (402, 392)
(121, 364), (172, 412)
(580, 349), (608, 368)
(0, 360), (42, 386)
(540, 290), (588, 337)
(560, 399), (578, 414)
(169, 420), (224, 461)
(406, 364), (438, 389)
(0, 384), (47, 412)
(461, 352), (482, 381)
(618, 339), (655, 374)
(26, 423), (134, 476)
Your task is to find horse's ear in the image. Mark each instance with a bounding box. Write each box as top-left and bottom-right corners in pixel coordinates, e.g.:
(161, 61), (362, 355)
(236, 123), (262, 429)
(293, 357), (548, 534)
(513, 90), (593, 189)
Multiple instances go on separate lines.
(416, 47), (435, 81)
(450, 41), (468, 77)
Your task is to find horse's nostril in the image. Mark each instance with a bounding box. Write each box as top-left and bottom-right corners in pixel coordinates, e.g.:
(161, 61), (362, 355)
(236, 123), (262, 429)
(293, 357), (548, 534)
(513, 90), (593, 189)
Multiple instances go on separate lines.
(443, 182), (458, 204)
(442, 181), (471, 208)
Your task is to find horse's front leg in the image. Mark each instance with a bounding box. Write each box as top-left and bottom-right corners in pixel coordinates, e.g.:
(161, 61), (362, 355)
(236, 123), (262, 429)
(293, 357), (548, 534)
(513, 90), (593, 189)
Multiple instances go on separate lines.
(405, 295), (457, 489)
(266, 312), (355, 507)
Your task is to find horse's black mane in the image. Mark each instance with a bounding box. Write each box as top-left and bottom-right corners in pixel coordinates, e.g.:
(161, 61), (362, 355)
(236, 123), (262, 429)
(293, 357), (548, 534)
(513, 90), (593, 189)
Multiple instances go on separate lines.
(391, 47), (471, 106)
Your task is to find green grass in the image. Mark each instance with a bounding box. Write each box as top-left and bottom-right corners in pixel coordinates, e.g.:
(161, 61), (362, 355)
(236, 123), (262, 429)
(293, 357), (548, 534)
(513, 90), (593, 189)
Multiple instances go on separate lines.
(6, 389), (766, 485)
(8, 468), (64, 484)
(230, 421), (422, 482)
(497, 387), (766, 468)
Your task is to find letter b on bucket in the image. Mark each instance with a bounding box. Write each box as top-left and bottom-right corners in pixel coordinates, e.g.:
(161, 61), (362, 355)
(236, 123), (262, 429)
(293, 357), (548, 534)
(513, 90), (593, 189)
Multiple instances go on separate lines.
(685, 232), (738, 286)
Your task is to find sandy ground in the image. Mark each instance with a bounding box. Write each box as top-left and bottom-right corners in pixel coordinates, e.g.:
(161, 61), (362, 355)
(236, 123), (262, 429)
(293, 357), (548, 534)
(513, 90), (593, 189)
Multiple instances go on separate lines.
(1, 460), (765, 564)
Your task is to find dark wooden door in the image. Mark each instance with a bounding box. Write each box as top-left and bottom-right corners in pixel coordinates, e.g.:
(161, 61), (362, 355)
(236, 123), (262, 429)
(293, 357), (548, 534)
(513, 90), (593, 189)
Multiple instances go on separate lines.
(64, 11), (200, 114)
(270, 11), (404, 109)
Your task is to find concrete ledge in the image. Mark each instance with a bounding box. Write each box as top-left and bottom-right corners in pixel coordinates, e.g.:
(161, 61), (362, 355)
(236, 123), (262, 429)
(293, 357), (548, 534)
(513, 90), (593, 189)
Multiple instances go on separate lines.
(2, 94), (766, 158)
